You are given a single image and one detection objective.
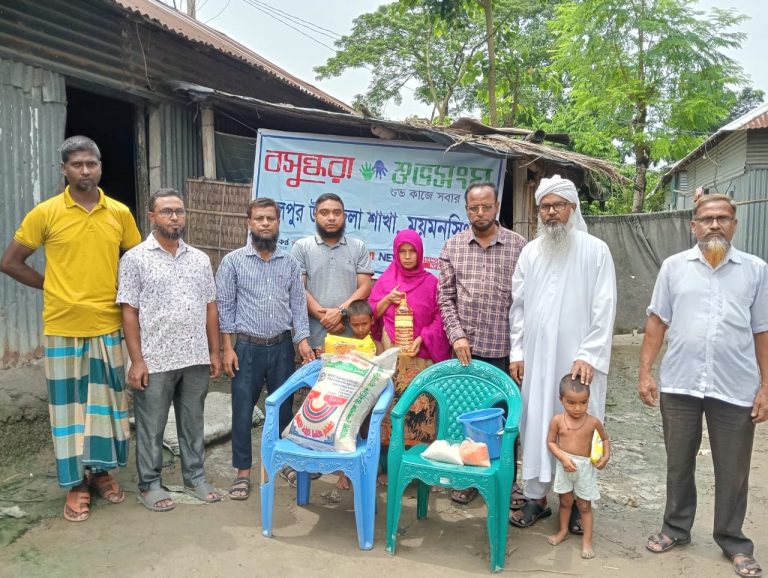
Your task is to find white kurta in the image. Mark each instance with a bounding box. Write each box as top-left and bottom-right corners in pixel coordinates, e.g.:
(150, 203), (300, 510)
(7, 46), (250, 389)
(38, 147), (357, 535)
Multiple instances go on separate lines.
(509, 230), (617, 484)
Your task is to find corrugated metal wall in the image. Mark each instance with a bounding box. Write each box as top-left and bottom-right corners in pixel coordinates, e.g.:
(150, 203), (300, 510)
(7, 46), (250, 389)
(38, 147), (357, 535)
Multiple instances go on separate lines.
(686, 131), (747, 192)
(0, 57), (66, 367)
(0, 0), (340, 111)
(671, 168), (768, 263)
(159, 103), (203, 196)
(746, 130), (768, 165)
(726, 169), (768, 263)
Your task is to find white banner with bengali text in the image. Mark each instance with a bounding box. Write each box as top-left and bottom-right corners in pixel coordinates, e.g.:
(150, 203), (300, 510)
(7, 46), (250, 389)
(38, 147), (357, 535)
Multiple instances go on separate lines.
(252, 129), (506, 276)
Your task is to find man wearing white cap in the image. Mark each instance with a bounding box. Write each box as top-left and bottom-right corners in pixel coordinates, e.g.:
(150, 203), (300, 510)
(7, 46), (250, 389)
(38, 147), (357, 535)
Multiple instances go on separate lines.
(508, 175), (617, 533)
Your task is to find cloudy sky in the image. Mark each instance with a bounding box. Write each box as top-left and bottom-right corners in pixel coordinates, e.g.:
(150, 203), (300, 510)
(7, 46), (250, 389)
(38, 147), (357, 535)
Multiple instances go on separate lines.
(183, 0), (768, 120)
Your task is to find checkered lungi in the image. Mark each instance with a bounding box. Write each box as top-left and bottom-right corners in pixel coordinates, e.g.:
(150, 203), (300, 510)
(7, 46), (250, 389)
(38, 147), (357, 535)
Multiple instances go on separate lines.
(44, 331), (130, 488)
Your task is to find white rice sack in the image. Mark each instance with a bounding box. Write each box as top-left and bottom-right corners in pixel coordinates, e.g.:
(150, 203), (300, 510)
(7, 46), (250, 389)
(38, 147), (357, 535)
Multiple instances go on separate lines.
(422, 440), (464, 465)
(283, 349), (397, 453)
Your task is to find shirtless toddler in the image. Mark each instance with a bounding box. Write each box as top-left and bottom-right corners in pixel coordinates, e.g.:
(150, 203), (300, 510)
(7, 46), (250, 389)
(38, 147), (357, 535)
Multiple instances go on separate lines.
(546, 374), (611, 559)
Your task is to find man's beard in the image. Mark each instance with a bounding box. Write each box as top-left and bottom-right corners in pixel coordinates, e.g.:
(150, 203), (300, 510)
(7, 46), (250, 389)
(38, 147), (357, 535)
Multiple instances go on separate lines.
(699, 236), (730, 268)
(251, 232), (278, 252)
(71, 178), (99, 194)
(316, 221), (345, 240)
(154, 224), (184, 241)
(471, 218), (495, 234)
(536, 216), (572, 256)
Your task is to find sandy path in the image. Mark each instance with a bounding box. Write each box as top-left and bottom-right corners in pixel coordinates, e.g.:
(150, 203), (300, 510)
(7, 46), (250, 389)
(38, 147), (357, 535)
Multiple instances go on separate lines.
(1, 335), (766, 577)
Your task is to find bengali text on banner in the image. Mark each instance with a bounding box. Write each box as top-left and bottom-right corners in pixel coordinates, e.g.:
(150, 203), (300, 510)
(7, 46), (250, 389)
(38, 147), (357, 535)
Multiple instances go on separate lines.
(252, 129), (506, 276)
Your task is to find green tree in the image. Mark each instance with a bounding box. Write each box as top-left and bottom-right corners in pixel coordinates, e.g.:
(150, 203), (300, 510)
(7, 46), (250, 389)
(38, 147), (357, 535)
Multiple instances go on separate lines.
(314, 3), (485, 123)
(722, 86), (765, 126)
(549, 0), (747, 212)
(491, 0), (564, 128)
(413, 0), (501, 125)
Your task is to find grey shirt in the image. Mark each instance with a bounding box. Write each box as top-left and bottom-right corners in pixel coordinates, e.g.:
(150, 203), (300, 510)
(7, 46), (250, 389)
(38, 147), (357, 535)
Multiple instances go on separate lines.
(291, 234), (373, 348)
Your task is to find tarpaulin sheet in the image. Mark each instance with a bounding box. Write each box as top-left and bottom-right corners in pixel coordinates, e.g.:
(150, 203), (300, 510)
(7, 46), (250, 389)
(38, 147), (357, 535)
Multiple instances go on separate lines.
(585, 210), (693, 333)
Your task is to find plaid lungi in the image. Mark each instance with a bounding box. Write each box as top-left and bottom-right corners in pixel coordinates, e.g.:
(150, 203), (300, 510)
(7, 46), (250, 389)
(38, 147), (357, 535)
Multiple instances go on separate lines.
(44, 331), (130, 488)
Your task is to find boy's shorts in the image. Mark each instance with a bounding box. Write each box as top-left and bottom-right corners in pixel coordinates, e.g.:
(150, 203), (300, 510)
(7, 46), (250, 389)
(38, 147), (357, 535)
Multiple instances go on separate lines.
(553, 451), (600, 501)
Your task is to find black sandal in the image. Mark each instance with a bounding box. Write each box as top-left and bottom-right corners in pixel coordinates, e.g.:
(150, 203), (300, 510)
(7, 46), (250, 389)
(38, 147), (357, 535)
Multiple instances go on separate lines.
(509, 483), (528, 510)
(228, 477), (251, 500)
(509, 501), (552, 528)
(450, 487), (479, 505)
(646, 532), (691, 553)
(731, 554), (763, 578)
(569, 502), (584, 535)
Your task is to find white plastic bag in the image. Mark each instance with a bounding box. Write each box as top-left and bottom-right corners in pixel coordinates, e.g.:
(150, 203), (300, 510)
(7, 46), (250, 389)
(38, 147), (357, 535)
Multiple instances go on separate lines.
(422, 439), (464, 465)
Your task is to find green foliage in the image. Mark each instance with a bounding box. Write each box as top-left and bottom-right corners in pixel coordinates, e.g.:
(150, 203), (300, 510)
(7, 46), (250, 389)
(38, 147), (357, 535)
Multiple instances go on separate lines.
(720, 87), (765, 127)
(314, 2), (485, 123)
(316, 0), (751, 214)
(547, 0), (747, 210)
(581, 166), (665, 215)
(483, 0), (565, 127)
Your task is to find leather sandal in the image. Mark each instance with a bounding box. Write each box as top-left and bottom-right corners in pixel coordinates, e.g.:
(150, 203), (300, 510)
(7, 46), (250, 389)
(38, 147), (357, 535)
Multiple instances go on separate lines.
(731, 554), (763, 578)
(63, 487), (91, 522)
(88, 472), (126, 504)
(646, 532), (691, 553)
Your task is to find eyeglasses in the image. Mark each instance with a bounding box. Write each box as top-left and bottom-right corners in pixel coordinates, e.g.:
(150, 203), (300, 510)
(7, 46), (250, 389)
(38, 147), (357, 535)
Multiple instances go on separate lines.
(538, 202), (569, 213)
(466, 203), (496, 214)
(694, 216), (734, 226)
(156, 208), (186, 217)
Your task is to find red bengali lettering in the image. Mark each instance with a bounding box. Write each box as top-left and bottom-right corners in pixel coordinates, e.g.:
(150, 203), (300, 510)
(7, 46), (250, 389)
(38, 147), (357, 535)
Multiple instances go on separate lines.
(263, 149), (355, 188)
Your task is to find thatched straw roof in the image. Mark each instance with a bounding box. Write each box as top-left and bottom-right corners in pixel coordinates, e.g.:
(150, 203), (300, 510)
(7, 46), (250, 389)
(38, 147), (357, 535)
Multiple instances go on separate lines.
(168, 81), (626, 188)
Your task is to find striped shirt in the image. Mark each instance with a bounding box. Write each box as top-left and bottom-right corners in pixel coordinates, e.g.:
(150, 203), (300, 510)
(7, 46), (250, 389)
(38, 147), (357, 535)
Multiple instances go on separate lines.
(438, 226), (527, 357)
(216, 242), (310, 343)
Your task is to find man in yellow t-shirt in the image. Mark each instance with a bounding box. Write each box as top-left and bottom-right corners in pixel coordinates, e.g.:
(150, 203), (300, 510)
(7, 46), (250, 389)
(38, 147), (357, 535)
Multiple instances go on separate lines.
(0, 135), (141, 523)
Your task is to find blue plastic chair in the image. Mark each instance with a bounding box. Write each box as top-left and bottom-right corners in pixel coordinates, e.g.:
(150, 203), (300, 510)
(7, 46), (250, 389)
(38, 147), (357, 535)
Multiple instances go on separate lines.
(260, 359), (395, 550)
(385, 360), (522, 572)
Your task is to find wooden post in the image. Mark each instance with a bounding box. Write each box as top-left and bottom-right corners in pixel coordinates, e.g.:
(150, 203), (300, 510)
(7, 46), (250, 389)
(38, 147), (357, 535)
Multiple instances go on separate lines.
(201, 105), (216, 179)
(148, 104), (161, 197)
(133, 104), (150, 235)
(511, 160), (531, 240)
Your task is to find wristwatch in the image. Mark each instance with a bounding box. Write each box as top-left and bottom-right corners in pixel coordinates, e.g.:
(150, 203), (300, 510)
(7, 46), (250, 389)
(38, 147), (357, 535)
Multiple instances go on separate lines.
(338, 306), (348, 320)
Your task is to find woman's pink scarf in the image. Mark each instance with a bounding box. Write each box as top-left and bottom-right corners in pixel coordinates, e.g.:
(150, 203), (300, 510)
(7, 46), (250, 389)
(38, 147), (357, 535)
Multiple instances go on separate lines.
(369, 229), (451, 362)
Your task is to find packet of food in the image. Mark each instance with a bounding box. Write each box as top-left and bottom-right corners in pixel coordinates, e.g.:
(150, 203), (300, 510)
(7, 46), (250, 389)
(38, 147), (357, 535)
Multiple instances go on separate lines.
(422, 440), (464, 465)
(459, 439), (491, 467)
(590, 430), (604, 464)
(323, 334), (377, 357)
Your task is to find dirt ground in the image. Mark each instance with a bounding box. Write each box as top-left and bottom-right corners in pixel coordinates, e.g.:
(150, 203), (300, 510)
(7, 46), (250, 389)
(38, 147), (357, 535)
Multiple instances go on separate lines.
(1, 334), (766, 577)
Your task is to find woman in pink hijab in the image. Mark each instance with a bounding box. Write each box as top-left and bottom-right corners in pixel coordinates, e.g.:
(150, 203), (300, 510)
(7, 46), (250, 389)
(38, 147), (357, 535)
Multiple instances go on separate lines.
(370, 229), (450, 361)
(370, 229), (450, 483)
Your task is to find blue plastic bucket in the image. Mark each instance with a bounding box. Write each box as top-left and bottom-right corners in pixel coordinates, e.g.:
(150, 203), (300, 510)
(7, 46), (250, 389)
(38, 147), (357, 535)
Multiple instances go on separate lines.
(456, 408), (505, 459)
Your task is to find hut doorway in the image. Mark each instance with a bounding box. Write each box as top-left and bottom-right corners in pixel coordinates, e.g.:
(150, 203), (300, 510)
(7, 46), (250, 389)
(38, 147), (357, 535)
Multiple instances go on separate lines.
(64, 86), (137, 215)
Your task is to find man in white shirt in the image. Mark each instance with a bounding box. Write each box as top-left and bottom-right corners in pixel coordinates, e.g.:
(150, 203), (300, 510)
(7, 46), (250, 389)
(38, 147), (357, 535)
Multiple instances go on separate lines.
(639, 194), (768, 578)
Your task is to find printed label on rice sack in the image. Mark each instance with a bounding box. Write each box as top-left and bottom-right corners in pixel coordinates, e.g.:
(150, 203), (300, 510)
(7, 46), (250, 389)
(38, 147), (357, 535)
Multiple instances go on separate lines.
(284, 354), (374, 451)
(284, 350), (397, 452)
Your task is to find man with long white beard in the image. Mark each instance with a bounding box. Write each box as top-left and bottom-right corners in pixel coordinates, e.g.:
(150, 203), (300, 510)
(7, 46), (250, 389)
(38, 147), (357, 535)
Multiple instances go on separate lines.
(508, 175), (616, 533)
(639, 194), (768, 578)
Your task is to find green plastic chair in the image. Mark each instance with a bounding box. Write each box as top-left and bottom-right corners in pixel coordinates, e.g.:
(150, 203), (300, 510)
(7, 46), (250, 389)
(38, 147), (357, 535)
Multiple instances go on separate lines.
(385, 359), (522, 572)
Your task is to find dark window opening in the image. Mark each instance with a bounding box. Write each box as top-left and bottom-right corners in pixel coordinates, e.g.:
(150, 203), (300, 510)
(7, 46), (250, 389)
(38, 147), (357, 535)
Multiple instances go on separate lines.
(65, 86), (137, 215)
